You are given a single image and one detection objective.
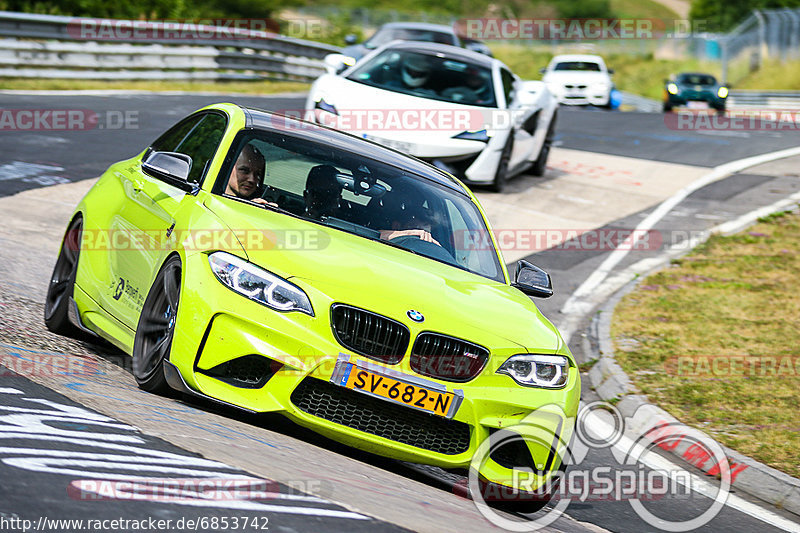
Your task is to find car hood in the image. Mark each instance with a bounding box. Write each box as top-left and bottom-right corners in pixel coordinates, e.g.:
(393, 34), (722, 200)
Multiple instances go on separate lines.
(309, 75), (498, 157)
(311, 75), (491, 133)
(204, 195), (564, 354)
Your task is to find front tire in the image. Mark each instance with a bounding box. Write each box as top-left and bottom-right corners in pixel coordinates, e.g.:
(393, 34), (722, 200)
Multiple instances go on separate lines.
(663, 102), (673, 112)
(44, 216), (83, 337)
(490, 131), (514, 193)
(133, 256), (182, 394)
(531, 112), (557, 177)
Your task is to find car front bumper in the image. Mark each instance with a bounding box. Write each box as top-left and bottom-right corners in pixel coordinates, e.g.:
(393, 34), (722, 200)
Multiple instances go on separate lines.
(167, 251), (581, 490)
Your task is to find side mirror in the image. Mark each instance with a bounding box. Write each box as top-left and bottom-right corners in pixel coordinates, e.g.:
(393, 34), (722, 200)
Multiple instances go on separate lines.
(344, 33), (357, 45)
(323, 53), (353, 75)
(539, 67), (546, 74)
(607, 68), (615, 74)
(142, 151), (192, 182)
(512, 260), (553, 298)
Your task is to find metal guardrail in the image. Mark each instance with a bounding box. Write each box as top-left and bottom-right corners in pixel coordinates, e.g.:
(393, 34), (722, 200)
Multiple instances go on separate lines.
(608, 90), (800, 113)
(0, 11), (341, 82)
(727, 90), (800, 109)
(619, 91), (662, 113)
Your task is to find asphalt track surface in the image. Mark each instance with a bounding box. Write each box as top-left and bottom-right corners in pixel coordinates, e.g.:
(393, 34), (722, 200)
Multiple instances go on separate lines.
(1, 93), (800, 533)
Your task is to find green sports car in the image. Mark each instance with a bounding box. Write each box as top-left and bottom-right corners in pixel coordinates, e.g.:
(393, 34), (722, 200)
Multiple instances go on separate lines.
(663, 72), (728, 113)
(45, 103), (579, 509)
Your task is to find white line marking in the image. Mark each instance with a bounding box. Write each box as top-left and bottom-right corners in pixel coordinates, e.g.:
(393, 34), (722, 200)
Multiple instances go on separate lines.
(587, 409), (800, 532)
(559, 146), (800, 333)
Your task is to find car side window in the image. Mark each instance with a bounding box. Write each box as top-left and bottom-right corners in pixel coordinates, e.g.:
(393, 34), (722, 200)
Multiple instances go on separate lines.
(500, 69), (515, 107)
(149, 113), (227, 184)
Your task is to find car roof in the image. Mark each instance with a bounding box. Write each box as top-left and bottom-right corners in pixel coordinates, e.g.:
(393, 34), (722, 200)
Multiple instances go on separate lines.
(238, 105), (468, 195)
(550, 54), (606, 63)
(379, 22), (457, 34)
(379, 41), (496, 69)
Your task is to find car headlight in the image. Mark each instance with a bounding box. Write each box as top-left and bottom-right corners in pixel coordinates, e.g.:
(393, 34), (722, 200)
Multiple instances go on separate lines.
(452, 129), (491, 142)
(667, 83), (679, 95)
(497, 354), (569, 388)
(315, 98), (338, 115)
(208, 252), (314, 316)
(717, 86), (728, 98)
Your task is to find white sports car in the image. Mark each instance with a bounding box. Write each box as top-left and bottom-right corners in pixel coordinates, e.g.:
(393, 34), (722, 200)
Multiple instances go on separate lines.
(306, 42), (558, 192)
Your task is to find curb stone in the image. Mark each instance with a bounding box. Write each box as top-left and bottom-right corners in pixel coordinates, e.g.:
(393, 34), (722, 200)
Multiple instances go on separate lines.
(586, 273), (800, 517)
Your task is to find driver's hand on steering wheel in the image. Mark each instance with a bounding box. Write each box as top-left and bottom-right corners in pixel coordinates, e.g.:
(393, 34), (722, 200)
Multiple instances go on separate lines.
(380, 229), (441, 246)
(251, 198), (278, 208)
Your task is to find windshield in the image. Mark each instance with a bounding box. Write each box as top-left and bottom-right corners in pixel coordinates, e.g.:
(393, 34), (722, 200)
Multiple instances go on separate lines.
(346, 49), (497, 107)
(553, 61), (602, 72)
(365, 27), (457, 49)
(677, 74), (716, 86)
(221, 131), (505, 282)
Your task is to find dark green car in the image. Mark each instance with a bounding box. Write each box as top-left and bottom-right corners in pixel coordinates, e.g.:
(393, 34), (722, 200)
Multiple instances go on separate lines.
(663, 72), (728, 113)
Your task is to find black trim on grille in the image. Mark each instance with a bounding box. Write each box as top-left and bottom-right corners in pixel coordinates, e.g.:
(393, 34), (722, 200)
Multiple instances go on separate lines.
(330, 304), (410, 364)
(410, 332), (490, 382)
(291, 377), (471, 455)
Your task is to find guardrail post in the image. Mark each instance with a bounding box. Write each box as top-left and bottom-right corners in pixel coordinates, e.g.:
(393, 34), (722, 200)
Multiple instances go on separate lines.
(753, 9), (768, 60)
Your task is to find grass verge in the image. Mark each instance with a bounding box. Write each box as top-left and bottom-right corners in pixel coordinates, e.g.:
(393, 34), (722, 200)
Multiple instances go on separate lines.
(611, 210), (800, 478)
(0, 78), (310, 94)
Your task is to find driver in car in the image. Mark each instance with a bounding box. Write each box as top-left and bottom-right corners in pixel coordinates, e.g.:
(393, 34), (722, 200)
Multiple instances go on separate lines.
(386, 54), (436, 95)
(225, 143), (273, 206)
(304, 164), (344, 219)
(304, 165), (439, 245)
(377, 185), (440, 245)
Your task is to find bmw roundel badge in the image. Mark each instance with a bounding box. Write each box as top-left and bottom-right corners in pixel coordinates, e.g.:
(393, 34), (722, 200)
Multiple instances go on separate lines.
(407, 310), (424, 322)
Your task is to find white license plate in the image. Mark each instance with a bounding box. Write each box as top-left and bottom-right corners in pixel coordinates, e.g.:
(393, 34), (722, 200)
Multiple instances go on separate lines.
(687, 101), (709, 109)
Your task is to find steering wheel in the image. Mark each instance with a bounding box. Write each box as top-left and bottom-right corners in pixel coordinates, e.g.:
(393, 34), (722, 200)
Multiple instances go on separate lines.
(441, 87), (480, 104)
(389, 235), (455, 263)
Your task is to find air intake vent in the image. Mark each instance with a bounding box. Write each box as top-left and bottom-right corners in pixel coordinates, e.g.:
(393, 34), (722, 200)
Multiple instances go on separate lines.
(291, 377), (471, 455)
(201, 355), (281, 389)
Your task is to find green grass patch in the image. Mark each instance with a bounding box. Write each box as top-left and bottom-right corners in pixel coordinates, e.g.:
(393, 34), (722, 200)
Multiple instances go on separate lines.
(612, 210), (800, 477)
(0, 78), (310, 94)
(734, 60), (800, 91)
(610, 0), (679, 20)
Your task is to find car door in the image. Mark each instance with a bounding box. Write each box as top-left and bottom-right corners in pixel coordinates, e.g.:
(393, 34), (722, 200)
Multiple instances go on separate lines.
(500, 68), (538, 168)
(106, 111), (228, 329)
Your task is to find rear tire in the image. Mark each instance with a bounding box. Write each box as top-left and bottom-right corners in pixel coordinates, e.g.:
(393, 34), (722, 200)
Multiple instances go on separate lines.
(44, 217), (83, 337)
(531, 112), (557, 177)
(490, 132), (514, 193)
(133, 256), (182, 394)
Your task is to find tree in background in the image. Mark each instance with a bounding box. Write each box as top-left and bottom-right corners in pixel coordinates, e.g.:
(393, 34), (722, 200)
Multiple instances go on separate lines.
(690, 0), (800, 32)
